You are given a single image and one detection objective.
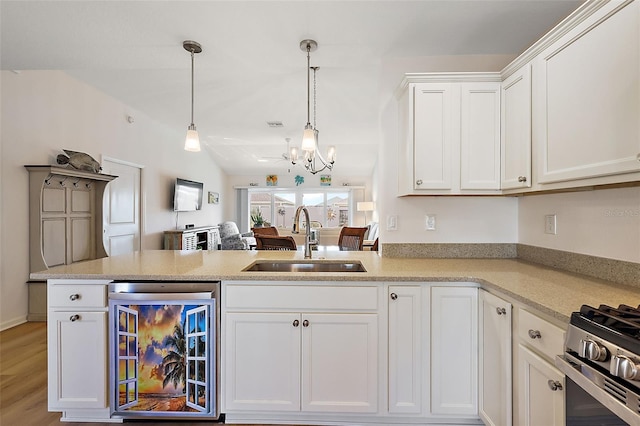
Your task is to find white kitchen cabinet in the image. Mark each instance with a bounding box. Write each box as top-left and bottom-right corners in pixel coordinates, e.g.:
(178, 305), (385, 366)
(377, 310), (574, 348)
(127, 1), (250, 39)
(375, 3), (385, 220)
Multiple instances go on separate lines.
(47, 280), (110, 412)
(513, 307), (565, 426)
(430, 286), (478, 417)
(517, 344), (565, 426)
(397, 74), (502, 195)
(501, 64), (532, 190)
(479, 290), (512, 426)
(223, 283), (379, 415)
(388, 286), (423, 414)
(533, 0), (640, 186)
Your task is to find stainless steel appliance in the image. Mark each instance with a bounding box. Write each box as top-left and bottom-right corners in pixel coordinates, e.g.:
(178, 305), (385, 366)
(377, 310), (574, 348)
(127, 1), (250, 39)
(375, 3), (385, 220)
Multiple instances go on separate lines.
(556, 304), (640, 425)
(108, 282), (220, 420)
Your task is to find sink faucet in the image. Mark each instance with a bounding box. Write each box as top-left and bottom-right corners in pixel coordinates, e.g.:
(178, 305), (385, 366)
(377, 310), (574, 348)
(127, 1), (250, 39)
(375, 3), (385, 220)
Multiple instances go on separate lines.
(292, 205), (313, 259)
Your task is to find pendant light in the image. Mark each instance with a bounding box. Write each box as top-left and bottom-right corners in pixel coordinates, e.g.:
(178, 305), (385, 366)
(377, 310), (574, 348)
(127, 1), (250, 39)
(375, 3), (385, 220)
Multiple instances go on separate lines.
(291, 39), (336, 174)
(183, 40), (202, 152)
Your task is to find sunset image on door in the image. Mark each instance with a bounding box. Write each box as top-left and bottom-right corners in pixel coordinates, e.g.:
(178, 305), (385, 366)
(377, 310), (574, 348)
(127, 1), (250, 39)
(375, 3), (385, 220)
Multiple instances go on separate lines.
(114, 301), (213, 415)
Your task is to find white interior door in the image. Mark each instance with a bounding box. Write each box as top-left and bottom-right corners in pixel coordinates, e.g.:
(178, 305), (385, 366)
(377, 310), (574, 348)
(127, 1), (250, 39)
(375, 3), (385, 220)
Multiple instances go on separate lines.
(102, 158), (142, 256)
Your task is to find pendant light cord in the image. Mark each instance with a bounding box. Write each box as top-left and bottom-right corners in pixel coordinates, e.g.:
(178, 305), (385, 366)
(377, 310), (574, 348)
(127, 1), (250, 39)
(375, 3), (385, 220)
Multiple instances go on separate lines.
(190, 49), (195, 126)
(306, 43), (311, 127)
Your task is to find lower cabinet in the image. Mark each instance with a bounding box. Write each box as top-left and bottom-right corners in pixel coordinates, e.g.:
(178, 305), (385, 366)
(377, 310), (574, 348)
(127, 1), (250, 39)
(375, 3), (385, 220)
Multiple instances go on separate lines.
(223, 283), (379, 415)
(47, 280), (109, 412)
(517, 345), (565, 426)
(514, 308), (565, 426)
(225, 311), (378, 413)
(479, 290), (512, 426)
(430, 286), (478, 417)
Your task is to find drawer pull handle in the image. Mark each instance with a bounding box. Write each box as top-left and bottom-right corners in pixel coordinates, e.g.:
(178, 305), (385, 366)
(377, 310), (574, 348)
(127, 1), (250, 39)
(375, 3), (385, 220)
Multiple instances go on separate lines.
(547, 380), (563, 391)
(302, 319), (309, 327)
(390, 293), (398, 300)
(293, 319), (299, 327)
(69, 294), (80, 301)
(528, 329), (542, 339)
(518, 176), (527, 183)
(496, 307), (507, 315)
(69, 314), (80, 322)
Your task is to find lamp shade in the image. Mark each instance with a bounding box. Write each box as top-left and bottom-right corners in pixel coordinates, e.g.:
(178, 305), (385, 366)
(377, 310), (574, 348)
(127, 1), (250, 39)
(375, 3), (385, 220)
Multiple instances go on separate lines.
(301, 127), (316, 151)
(357, 201), (374, 212)
(184, 127), (201, 152)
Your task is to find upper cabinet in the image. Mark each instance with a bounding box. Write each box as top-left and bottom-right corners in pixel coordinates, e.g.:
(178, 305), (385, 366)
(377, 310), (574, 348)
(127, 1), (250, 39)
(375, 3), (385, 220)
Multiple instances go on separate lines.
(533, 0), (640, 186)
(397, 74), (501, 196)
(501, 64), (532, 191)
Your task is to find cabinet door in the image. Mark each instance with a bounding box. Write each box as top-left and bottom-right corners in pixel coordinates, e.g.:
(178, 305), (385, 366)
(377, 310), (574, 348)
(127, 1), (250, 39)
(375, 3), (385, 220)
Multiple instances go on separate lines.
(501, 64), (532, 190)
(413, 83), (456, 190)
(47, 311), (107, 409)
(479, 290), (512, 426)
(534, 1), (640, 184)
(430, 286), (478, 416)
(517, 344), (564, 426)
(460, 83), (501, 190)
(301, 313), (378, 413)
(388, 286), (422, 414)
(225, 312), (301, 411)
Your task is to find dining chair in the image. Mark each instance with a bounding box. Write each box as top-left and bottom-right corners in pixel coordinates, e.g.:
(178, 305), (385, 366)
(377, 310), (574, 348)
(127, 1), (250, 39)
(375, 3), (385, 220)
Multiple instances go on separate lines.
(255, 235), (297, 250)
(252, 226), (279, 236)
(338, 227), (368, 251)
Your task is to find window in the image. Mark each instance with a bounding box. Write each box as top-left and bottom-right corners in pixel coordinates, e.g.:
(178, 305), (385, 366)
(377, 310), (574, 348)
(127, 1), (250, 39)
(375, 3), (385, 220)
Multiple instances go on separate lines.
(246, 189), (354, 228)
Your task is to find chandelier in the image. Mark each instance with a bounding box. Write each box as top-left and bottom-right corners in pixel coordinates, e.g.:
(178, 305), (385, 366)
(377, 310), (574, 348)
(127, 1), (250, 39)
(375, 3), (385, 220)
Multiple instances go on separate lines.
(290, 39), (336, 174)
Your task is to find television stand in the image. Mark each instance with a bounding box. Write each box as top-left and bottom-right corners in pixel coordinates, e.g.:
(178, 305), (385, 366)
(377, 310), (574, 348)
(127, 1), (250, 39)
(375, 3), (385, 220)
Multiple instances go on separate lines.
(163, 226), (220, 250)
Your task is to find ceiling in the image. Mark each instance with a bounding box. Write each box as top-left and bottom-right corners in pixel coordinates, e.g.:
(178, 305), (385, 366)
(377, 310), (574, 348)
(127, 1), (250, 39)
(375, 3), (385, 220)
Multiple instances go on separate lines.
(1, 1), (583, 177)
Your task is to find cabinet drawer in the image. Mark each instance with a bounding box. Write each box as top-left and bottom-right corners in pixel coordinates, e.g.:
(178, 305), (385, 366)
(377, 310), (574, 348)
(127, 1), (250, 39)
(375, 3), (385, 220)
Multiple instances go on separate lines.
(517, 308), (565, 360)
(225, 284), (378, 311)
(49, 284), (107, 308)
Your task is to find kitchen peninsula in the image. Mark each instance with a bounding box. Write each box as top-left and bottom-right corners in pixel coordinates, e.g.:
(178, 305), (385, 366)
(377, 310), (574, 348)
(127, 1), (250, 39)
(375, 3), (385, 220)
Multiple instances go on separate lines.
(34, 249), (640, 425)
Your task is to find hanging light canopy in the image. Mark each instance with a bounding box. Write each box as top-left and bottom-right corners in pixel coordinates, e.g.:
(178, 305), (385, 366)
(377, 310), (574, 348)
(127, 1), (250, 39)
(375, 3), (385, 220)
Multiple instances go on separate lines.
(183, 40), (202, 152)
(291, 39), (336, 174)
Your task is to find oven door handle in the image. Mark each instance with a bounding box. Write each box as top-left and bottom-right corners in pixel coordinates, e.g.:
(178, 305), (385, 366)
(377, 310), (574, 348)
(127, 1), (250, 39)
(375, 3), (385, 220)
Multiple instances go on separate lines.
(555, 354), (640, 426)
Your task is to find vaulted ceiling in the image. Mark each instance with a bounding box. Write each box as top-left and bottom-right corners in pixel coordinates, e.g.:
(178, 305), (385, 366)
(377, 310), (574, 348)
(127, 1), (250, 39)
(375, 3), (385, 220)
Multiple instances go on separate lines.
(1, 1), (583, 176)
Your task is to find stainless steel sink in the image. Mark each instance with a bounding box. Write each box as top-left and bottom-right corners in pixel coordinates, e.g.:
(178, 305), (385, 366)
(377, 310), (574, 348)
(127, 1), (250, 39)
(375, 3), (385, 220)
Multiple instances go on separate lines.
(243, 260), (367, 273)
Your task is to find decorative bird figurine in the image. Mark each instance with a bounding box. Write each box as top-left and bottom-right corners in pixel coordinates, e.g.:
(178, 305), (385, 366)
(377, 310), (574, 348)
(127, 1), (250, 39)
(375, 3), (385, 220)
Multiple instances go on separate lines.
(56, 150), (101, 173)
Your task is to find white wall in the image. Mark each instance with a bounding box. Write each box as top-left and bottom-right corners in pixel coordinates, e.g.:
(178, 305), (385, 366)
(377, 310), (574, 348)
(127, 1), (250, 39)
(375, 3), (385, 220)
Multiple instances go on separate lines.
(377, 55), (519, 244)
(519, 187), (640, 263)
(0, 70), (226, 329)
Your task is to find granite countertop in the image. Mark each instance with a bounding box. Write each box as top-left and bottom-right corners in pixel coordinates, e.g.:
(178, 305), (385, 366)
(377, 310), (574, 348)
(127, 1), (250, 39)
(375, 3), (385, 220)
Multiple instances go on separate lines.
(32, 249), (640, 324)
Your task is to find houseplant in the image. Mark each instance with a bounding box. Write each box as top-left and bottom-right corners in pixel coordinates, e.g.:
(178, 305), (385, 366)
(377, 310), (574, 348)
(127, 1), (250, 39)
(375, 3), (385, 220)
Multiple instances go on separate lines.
(251, 209), (265, 227)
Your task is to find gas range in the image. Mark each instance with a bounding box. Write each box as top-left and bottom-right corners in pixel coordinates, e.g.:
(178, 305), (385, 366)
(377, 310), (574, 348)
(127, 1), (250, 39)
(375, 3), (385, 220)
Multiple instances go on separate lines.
(558, 304), (640, 425)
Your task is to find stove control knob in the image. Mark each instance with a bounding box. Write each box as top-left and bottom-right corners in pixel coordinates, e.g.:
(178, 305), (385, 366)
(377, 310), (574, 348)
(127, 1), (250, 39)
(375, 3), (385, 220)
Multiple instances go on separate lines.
(579, 339), (609, 362)
(611, 355), (640, 381)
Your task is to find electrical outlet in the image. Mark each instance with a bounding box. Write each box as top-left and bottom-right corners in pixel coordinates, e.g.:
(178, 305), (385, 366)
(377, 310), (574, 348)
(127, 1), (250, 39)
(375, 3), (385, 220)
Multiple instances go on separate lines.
(544, 214), (557, 235)
(387, 215), (398, 231)
(425, 214), (436, 231)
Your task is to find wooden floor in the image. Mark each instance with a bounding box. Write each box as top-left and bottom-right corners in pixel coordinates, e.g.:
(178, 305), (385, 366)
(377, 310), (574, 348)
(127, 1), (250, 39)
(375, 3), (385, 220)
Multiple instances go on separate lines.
(0, 322), (299, 426)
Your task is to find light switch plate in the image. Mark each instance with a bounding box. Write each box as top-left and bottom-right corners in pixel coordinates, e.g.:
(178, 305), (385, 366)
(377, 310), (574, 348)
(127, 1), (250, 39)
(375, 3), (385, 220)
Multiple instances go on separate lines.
(544, 214), (557, 235)
(387, 215), (398, 231)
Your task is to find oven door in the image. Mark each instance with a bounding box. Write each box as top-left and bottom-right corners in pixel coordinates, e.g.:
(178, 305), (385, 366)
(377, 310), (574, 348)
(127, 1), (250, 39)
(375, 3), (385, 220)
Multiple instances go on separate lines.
(556, 353), (640, 426)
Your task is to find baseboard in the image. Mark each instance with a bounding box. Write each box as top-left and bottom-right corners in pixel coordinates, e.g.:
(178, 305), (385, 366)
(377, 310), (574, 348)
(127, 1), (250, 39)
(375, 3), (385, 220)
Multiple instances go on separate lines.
(0, 315), (27, 332)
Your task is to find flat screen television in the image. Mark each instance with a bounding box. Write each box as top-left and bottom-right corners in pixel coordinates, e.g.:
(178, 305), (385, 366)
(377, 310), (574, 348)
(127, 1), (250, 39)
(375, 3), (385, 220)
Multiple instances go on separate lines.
(173, 178), (204, 211)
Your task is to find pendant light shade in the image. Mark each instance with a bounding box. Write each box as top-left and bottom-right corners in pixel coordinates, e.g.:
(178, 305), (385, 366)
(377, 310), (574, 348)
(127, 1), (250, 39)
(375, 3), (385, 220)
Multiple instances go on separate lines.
(183, 40), (202, 152)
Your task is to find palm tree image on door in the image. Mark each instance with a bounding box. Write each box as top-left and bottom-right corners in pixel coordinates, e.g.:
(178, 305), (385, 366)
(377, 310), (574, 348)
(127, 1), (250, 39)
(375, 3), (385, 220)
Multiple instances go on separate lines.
(113, 301), (214, 415)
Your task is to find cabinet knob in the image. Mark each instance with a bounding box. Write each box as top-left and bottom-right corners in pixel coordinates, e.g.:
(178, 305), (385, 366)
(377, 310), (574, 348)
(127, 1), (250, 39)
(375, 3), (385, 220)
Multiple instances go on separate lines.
(518, 176), (527, 182)
(496, 307), (507, 315)
(528, 329), (542, 339)
(416, 179), (423, 186)
(390, 293), (398, 300)
(69, 314), (80, 322)
(302, 319), (309, 327)
(547, 380), (563, 391)
(69, 294), (80, 301)
(293, 319), (299, 327)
